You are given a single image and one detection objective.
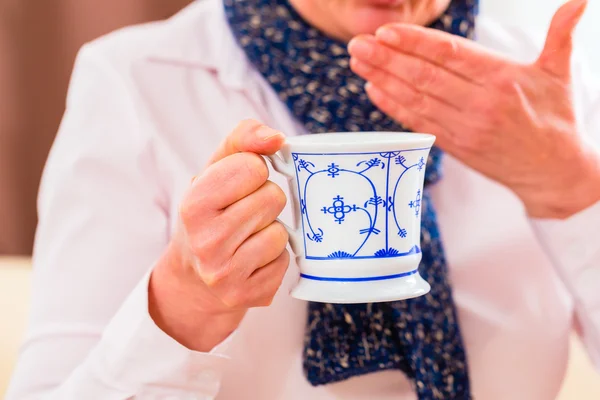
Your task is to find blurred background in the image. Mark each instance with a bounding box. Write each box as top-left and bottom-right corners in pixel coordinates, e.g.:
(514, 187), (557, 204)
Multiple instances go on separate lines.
(1, 0), (599, 256)
(0, 0), (599, 398)
(0, 0), (194, 255)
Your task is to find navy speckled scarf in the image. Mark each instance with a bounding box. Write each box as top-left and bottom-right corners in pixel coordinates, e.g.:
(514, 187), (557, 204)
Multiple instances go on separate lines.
(224, 0), (477, 398)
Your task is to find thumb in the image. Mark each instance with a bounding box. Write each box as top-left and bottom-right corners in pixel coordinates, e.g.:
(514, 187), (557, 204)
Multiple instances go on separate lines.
(536, 0), (587, 78)
(207, 119), (286, 165)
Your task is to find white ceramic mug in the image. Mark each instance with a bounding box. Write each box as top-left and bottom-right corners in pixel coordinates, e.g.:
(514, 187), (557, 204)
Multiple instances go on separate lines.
(266, 131), (435, 304)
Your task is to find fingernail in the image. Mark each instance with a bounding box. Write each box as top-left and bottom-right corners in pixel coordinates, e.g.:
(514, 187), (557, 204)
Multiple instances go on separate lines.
(376, 27), (399, 45)
(561, 0), (587, 22)
(364, 82), (381, 100)
(350, 57), (372, 74)
(256, 125), (284, 141)
(572, 0), (588, 17)
(348, 37), (374, 58)
(573, 0), (588, 11)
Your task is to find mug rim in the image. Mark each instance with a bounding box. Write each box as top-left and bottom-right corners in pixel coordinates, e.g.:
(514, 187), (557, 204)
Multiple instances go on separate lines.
(284, 131), (435, 151)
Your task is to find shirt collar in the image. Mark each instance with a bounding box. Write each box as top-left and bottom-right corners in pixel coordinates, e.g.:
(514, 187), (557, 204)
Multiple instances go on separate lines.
(143, 0), (253, 91)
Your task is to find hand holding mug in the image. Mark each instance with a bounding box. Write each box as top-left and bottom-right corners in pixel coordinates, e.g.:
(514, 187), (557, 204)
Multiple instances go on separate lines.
(149, 120), (289, 352)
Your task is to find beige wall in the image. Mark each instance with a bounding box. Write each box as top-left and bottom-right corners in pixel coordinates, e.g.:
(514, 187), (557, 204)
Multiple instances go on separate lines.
(0, 0), (192, 255)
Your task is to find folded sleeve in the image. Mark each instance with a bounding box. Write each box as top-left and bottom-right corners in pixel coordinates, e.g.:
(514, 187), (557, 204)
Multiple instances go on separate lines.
(530, 201), (600, 369)
(5, 43), (230, 399)
(529, 50), (600, 370)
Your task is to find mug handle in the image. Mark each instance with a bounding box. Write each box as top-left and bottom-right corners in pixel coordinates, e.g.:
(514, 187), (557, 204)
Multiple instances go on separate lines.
(264, 153), (303, 255)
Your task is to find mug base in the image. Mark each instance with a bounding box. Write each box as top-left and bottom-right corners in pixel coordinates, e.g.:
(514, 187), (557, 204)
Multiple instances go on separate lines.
(290, 271), (431, 304)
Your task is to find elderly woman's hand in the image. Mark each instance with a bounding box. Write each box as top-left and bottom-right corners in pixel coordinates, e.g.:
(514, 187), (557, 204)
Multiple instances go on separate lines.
(349, 0), (600, 219)
(149, 120), (289, 352)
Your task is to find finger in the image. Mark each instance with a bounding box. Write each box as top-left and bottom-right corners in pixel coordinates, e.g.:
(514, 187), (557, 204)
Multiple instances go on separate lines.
(221, 180), (287, 250)
(232, 221), (289, 279)
(183, 179), (286, 284)
(198, 221), (289, 290)
(184, 152), (269, 212)
(365, 82), (455, 150)
(207, 119), (286, 165)
(351, 55), (465, 114)
(369, 24), (507, 83)
(349, 36), (480, 106)
(536, 0), (587, 79)
(245, 250), (290, 307)
(217, 250), (290, 309)
(353, 59), (465, 128)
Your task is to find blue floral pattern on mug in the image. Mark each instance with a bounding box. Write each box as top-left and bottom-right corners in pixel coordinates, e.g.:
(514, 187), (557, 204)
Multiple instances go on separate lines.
(293, 149), (428, 260)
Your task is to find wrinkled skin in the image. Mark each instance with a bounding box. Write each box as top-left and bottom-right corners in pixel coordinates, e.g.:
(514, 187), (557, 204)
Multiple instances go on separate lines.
(150, 121), (290, 351)
(347, 0), (600, 218)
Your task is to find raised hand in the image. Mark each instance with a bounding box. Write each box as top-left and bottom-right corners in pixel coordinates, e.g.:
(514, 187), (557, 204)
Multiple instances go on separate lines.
(349, 0), (600, 218)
